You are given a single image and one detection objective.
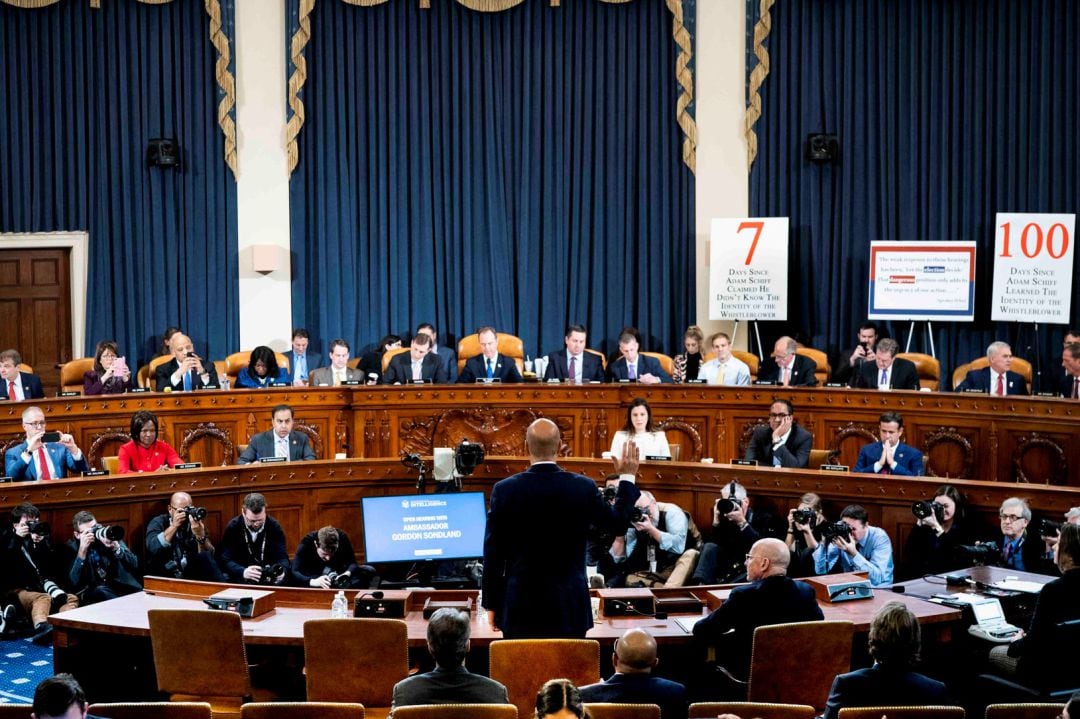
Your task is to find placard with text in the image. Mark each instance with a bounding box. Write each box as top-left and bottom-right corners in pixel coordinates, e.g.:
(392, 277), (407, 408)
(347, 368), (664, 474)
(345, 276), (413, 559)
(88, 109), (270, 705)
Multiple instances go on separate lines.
(991, 212), (1075, 323)
(868, 242), (977, 320)
(708, 217), (789, 321)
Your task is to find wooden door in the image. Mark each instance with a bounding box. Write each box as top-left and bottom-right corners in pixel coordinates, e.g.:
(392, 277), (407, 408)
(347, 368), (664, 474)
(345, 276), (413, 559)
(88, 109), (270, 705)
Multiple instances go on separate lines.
(0, 249), (72, 394)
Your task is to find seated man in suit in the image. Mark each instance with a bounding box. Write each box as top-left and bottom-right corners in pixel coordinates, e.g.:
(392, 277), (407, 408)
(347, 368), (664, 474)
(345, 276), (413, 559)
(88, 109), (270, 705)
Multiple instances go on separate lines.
(744, 399), (813, 468)
(457, 326), (522, 383)
(0, 349), (44, 400)
(759, 336), (817, 386)
(813, 504), (894, 586)
(833, 322), (880, 386)
(693, 538), (823, 683)
(853, 411), (924, 476)
(581, 628), (688, 719)
(284, 328), (322, 386)
(391, 607), (509, 710)
(698, 332), (751, 386)
(991, 497), (1056, 576)
(5, 406), (89, 481)
(606, 327), (672, 384)
(417, 322), (457, 383)
(821, 601), (951, 719)
(382, 331), (448, 384)
(853, 337), (920, 390)
(955, 340), (1028, 395)
(1060, 341), (1080, 399)
(155, 333), (220, 392)
(238, 404), (317, 464)
(545, 324), (605, 383)
(309, 339), (364, 386)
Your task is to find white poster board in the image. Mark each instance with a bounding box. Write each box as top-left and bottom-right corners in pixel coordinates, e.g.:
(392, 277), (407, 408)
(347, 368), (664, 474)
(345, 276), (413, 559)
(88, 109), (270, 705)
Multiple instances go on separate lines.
(708, 217), (789, 321)
(991, 213), (1075, 323)
(867, 242), (977, 321)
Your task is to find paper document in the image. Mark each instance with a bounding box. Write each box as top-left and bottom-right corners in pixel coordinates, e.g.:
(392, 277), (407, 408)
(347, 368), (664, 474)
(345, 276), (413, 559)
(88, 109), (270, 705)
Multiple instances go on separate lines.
(673, 615), (704, 633)
(992, 580), (1044, 594)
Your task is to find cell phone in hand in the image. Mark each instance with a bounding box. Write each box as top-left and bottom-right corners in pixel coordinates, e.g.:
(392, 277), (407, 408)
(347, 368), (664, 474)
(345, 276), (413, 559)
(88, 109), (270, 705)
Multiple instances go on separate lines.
(42, 431), (61, 443)
(112, 356), (128, 374)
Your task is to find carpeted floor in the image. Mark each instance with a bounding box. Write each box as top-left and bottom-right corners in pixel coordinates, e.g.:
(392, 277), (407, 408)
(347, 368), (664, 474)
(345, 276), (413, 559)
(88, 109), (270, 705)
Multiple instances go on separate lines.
(0, 637), (52, 705)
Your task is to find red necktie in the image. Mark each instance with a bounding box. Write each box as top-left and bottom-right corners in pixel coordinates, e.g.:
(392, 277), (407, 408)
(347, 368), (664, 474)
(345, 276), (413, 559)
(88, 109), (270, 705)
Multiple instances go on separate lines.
(37, 447), (52, 481)
(996, 374), (1004, 396)
(7, 381), (15, 401)
(782, 366), (790, 386)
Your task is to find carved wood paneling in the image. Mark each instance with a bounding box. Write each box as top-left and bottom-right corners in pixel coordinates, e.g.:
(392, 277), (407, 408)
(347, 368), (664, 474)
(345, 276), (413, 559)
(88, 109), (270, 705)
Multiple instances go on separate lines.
(657, 418), (704, 461)
(88, 428), (133, 469)
(737, 420), (768, 458)
(1012, 432), (1068, 485)
(179, 422), (235, 466)
(292, 422), (324, 459)
(923, 426), (975, 479)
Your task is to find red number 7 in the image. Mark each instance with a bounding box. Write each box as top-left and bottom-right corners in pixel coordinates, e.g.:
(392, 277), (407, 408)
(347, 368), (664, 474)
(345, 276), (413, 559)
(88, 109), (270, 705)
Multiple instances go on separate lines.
(738, 221), (764, 265)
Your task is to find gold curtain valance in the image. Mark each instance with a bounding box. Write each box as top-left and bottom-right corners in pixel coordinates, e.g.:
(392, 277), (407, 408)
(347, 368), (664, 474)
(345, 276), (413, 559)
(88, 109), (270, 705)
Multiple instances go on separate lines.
(744, 0), (774, 172)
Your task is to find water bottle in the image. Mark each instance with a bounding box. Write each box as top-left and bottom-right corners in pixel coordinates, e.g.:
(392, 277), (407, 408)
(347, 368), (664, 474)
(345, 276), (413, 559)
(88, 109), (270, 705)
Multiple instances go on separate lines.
(331, 590), (347, 618)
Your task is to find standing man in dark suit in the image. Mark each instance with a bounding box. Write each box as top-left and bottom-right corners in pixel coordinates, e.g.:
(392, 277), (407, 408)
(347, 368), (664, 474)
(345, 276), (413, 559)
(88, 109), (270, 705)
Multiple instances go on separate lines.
(0, 349), (44, 400)
(237, 404), (317, 464)
(580, 628), (688, 719)
(955, 341), (1028, 395)
(482, 418), (640, 638)
(545, 324), (605, 383)
(1059, 341), (1080, 399)
(155, 333), (220, 392)
(284, 328), (322, 386)
(853, 338), (920, 391)
(744, 399), (813, 468)
(458, 326), (522, 383)
(759, 336), (818, 386)
(382, 332), (448, 384)
(606, 327), (672, 383)
(853, 411), (924, 476)
(417, 323), (458, 383)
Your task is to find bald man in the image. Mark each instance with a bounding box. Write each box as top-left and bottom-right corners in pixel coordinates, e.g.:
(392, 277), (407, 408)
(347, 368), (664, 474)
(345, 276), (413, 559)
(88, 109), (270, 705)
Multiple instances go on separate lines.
(144, 491), (224, 581)
(154, 333), (220, 392)
(693, 537), (823, 681)
(580, 628), (688, 719)
(482, 419), (641, 638)
(759, 336), (818, 387)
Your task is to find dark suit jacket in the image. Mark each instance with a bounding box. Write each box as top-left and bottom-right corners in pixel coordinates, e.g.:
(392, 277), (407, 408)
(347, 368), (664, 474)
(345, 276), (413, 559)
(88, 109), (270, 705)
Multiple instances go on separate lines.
(458, 354), (522, 384)
(544, 349), (605, 383)
(4, 441), (89, 481)
(853, 441), (924, 476)
(155, 358), (219, 392)
(580, 674), (688, 719)
(821, 664), (951, 719)
(217, 515), (289, 582)
(606, 355), (673, 383)
(744, 423), (813, 468)
(692, 574), (824, 679)
(1009, 568), (1080, 685)
(435, 345), (458, 383)
(1057, 372), (1079, 399)
(237, 430), (316, 464)
(284, 350), (323, 384)
(853, 357), (920, 390)
(992, 530), (1057, 578)
(955, 367), (1028, 395)
(391, 665), (509, 709)
(758, 354), (818, 386)
(382, 352), (449, 385)
(482, 462), (640, 638)
(3, 372), (44, 400)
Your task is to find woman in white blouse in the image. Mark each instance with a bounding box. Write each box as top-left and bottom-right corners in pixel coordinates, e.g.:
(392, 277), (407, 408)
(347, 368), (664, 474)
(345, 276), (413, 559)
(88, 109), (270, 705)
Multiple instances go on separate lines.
(609, 397), (671, 459)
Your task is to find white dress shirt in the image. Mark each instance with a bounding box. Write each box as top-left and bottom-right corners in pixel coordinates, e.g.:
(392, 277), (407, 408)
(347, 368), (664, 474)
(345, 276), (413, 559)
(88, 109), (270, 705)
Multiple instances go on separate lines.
(609, 430), (671, 460)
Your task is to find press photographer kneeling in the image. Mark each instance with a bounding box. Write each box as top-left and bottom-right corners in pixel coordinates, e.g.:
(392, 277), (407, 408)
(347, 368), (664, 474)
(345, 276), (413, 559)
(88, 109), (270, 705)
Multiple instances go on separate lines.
(66, 510), (142, 605)
(145, 491), (225, 582)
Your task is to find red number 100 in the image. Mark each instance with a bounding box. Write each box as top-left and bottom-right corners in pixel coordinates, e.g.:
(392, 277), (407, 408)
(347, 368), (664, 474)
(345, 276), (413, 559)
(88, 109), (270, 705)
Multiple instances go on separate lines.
(999, 221), (1070, 259)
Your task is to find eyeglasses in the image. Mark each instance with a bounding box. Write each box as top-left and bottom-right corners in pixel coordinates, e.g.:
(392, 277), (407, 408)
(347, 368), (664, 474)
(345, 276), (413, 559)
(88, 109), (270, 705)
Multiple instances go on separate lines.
(23, 420), (46, 428)
(768, 413), (790, 419)
(745, 553), (759, 562)
(999, 514), (1025, 523)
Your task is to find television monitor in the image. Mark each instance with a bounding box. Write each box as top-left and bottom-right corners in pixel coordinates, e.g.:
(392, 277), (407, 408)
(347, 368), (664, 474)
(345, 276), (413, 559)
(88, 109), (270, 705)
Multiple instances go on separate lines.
(361, 492), (487, 563)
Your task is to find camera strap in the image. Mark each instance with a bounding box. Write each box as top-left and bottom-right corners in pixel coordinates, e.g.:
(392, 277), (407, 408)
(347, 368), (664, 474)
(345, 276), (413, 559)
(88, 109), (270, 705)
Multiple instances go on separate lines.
(244, 528), (267, 565)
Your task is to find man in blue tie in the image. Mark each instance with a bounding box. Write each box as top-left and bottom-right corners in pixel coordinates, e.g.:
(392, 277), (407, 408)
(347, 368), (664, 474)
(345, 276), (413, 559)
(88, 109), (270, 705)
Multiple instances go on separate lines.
(154, 333), (219, 392)
(457, 326), (522, 383)
(285, 328), (322, 386)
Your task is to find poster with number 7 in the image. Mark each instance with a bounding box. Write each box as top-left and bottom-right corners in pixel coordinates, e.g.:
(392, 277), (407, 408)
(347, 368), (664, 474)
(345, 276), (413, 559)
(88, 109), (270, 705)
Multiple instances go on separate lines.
(708, 217), (789, 320)
(991, 212), (1075, 324)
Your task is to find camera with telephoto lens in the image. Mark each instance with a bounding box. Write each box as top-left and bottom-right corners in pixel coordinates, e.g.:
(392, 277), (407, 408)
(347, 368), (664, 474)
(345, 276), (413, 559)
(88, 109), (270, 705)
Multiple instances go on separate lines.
(602, 485), (618, 502)
(27, 520), (50, 537)
(183, 506), (207, 521)
(259, 563), (285, 584)
(42, 579), (68, 612)
(325, 571), (351, 589)
(820, 520), (852, 542)
(92, 524), (124, 544)
(630, 506), (650, 523)
(791, 508), (816, 526)
(716, 497), (738, 515)
(911, 500), (945, 522)
(1039, 518), (1063, 537)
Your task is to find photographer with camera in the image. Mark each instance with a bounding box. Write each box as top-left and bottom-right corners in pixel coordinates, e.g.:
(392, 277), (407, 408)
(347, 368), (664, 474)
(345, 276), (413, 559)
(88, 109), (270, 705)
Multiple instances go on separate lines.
(990, 497), (1056, 576)
(291, 525), (374, 589)
(217, 492), (289, 585)
(144, 491), (225, 581)
(785, 492), (826, 578)
(833, 322), (881, 386)
(605, 490), (691, 587)
(4, 406), (89, 481)
(900, 485), (972, 580)
(66, 510), (141, 605)
(691, 481), (782, 585)
(1, 502), (79, 644)
(812, 504), (894, 586)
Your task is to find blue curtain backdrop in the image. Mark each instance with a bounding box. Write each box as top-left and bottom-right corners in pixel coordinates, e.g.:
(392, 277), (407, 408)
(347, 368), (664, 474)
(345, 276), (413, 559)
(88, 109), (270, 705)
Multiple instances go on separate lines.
(0, 0), (239, 365)
(747, 0), (1079, 389)
(288, 0), (694, 359)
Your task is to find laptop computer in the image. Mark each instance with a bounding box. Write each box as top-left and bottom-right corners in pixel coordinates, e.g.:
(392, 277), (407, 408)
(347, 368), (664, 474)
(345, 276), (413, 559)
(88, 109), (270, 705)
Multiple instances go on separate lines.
(967, 597), (1021, 642)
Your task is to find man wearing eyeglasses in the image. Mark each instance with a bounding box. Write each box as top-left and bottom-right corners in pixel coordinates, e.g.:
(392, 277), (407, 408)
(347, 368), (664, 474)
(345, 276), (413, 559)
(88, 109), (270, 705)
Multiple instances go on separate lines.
(744, 399), (813, 468)
(4, 406), (88, 482)
(994, 497), (1056, 575)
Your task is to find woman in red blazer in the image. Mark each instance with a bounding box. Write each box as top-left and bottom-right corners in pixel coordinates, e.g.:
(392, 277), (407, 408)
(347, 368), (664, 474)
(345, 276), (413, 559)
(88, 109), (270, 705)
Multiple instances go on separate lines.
(117, 410), (182, 473)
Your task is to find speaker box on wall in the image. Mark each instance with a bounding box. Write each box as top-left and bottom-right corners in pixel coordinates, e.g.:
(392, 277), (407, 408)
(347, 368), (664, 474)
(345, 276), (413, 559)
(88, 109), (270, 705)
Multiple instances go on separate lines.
(806, 133), (839, 164)
(147, 138), (181, 168)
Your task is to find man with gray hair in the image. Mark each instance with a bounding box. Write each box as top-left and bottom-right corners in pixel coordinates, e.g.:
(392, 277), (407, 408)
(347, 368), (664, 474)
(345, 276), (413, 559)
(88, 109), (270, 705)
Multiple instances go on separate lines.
(691, 481), (782, 585)
(390, 608), (508, 711)
(994, 497), (1054, 575)
(853, 337), (920, 390)
(761, 336), (818, 386)
(955, 341), (1028, 395)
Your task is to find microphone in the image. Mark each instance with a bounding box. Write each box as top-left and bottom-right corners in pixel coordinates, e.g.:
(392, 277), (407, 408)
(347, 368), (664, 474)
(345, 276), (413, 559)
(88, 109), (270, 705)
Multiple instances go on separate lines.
(355, 590), (384, 601)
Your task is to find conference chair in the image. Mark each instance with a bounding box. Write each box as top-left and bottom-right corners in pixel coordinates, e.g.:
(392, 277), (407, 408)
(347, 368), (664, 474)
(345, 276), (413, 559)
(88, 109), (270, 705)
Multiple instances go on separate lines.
(747, 620), (855, 712)
(0, 707), (31, 719)
(16, 363), (34, 374)
(147, 608), (260, 719)
(836, 708), (965, 718)
(689, 702), (815, 719)
(138, 354), (174, 388)
(303, 618), (408, 719)
(58, 357), (94, 393)
(224, 350), (290, 385)
(732, 350), (761, 381)
(240, 703), (366, 719)
(489, 639), (601, 719)
(640, 351), (675, 378)
(985, 705), (1065, 719)
(391, 705), (517, 719)
(585, 347), (608, 369)
(101, 455), (119, 473)
(896, 352), (941, 391)
(456, 332), (525, 374)
(793, 347), (831, 385)
(584, 703), (661, 719)
(87, 702), (213, 719)
(952, 356), (1034, 393)
(381, 346), (410, 371)
(807, 448), (839, 469)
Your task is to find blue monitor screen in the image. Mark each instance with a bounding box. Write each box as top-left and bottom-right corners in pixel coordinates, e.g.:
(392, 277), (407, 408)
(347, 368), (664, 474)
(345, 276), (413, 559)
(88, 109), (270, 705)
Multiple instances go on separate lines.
(361, 492), (487, 563)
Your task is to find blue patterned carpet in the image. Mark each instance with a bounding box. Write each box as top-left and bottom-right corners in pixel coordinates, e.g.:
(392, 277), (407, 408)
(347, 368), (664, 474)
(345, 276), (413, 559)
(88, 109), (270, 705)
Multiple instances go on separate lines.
(0, 638), (52, 705)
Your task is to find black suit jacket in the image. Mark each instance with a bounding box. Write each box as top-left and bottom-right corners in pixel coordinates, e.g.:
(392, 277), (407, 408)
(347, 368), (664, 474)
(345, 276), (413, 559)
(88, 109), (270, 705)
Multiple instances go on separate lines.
(821, 664), (951, 719)
(580, 674), (688, 719)
(853, 357), (920, 390)
(1057, 372), (1079, 399)
(544, 350), (605, 383)
(758, 354), (818, 386)
(744, 423), (813, 468)
(237, 430), (316, 464)
(155, 358), (219, 392)
(1009, 568), (1080, 685)
(458, 354), (522, 384)
(606, 355), (674, 383)
(955, 367), (1028, 395)
(482, 463), (639, 638)
(3, 372), (44, 400)
(382, 352), (448, 385)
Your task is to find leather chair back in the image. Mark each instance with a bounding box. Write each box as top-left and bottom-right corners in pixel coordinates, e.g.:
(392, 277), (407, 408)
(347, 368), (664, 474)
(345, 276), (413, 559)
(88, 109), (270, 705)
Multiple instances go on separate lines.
(225, 351), (290, 381)
(985, 703), (1065, 719)
(585, 703), (661, 719)
(489, 639), (600, 719)
(391, 705), (517, 719)
(837, 708), (965, 718)
(88, 703), (213, 719)
(584, 347), (607, 369)
(303, 618), (408, 714)
(139, 354), (175, 388)
(690, 702), (816, 719)
(382, 346), (410, 372)
(102, 455), (119, 473)
(241, 703), (366, 719)
(747, 620), (854, 712)
(807, 449), (838, 469)
(896, 352), (941, 391)
(640, 351), (675, 377)
(732, 350), (761, 381)
(793, 348), (830, 385)
(59, 357), (94, 393)
(457, 333), (525, 374)
(952, 356), (1033, 393)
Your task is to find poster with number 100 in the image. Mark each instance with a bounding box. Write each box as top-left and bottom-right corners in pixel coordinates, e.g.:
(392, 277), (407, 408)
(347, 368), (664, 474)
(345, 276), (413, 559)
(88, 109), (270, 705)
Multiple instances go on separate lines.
(708, 217), (789, 321)
(991, 212), (1075, 324)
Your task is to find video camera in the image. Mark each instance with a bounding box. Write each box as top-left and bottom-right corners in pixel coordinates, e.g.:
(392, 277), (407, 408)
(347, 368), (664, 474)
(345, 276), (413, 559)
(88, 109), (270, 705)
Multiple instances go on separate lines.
(911, 500), (945, 522)
(454, 440), (485, 477)
(602, 485), (618, 502)
(820, 520), (853, 542)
